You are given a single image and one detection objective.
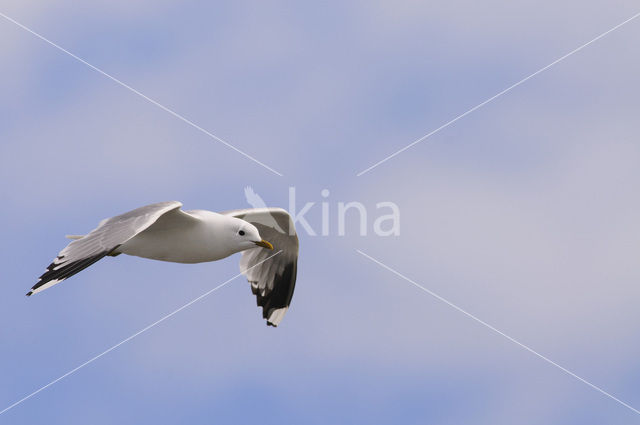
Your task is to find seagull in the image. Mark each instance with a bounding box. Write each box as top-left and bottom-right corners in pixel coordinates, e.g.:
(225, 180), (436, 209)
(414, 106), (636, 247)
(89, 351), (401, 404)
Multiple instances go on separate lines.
(27, 201), (299, 327)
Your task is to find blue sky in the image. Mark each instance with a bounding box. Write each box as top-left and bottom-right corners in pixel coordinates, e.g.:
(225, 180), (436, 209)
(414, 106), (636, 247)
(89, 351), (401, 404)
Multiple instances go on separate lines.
(1, 1), (640, 424)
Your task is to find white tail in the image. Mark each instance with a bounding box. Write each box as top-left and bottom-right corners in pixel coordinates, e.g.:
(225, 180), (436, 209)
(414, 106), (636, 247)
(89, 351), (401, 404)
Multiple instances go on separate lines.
(65, 235), (84, 240)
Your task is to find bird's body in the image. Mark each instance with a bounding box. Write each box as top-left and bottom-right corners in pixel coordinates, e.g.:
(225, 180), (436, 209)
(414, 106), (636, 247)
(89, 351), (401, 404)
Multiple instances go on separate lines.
(118, 210), (244, 263)
(28, 201), (299, 326)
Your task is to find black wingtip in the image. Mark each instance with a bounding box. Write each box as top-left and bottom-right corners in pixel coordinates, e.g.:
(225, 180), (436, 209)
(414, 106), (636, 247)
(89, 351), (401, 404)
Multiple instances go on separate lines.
(26, 291), (33, 297)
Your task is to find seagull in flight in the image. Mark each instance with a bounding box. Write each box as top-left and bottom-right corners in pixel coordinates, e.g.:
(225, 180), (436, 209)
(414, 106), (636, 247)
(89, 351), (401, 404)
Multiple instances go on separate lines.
(27, 201), (299, 327)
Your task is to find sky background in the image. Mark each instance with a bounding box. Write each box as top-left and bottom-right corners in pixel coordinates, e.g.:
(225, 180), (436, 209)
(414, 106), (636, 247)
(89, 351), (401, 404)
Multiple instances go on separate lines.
(1, 1), (640, 424)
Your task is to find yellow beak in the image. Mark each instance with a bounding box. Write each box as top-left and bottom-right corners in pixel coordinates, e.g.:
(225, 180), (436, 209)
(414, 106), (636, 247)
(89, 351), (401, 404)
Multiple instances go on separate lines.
(254, 239), (274, 250)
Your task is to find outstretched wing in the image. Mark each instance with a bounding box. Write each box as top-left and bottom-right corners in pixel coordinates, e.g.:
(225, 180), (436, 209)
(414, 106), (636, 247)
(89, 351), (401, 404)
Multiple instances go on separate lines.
(28, 201), (183, 296)
(223, 208), (299, 327)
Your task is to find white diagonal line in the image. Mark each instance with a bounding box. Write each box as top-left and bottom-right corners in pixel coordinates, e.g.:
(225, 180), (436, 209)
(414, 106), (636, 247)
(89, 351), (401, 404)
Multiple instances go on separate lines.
(0, 12), (283, 177)
(0, 250), (282, 416)
(356, 249), (640, 415)
(356, 11), (640, 177)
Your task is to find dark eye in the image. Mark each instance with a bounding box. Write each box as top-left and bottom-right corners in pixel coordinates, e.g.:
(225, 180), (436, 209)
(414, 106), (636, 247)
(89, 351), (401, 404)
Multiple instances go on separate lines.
(238, 230), (245, 236)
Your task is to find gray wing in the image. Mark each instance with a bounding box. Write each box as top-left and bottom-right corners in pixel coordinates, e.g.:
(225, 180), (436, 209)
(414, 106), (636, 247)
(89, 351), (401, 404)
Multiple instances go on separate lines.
(223, 208), (299, 327)
(28, 201), (183, 296)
